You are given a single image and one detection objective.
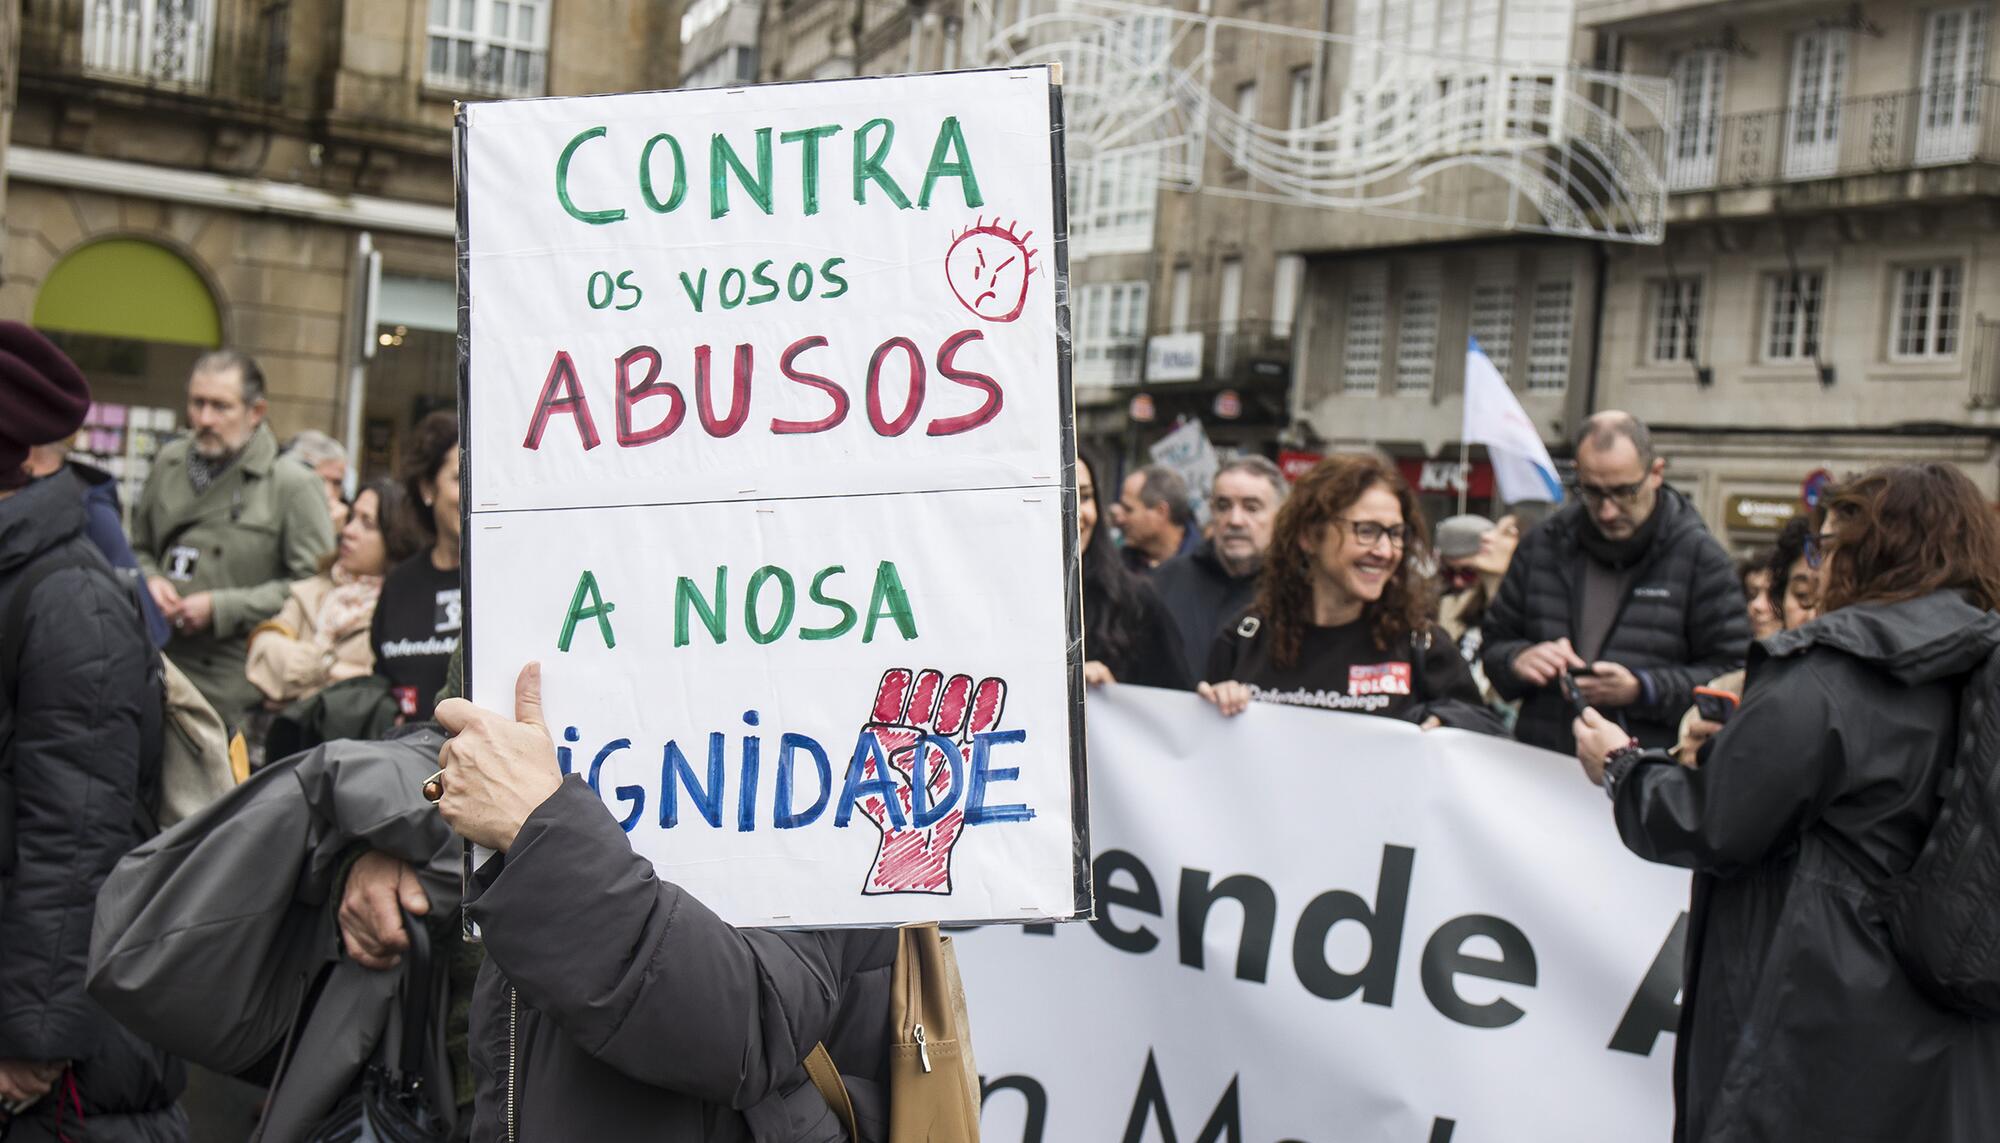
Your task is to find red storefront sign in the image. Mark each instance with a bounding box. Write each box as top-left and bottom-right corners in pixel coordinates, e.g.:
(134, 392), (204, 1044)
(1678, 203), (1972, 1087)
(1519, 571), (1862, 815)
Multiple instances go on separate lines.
(1398, 459), (1496, 498)
(1277, 450), (1322, 482)
(1276, 451), (1496, 497)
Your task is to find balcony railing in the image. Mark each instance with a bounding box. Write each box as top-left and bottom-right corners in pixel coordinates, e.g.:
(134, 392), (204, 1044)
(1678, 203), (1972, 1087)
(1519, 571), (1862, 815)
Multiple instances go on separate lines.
(84, 0), (212, 87)
(21, 0), (292, 105)
(423, 41), (548, 99)
(1076, 341), (1145, 388)
(1636, 82), (2000, 193)
(1212, 326), (1293, 386)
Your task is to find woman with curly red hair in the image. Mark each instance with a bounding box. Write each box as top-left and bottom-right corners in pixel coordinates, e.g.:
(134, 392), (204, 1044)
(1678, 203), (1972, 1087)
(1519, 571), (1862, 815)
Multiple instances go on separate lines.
(1198, 454), (1505, 734)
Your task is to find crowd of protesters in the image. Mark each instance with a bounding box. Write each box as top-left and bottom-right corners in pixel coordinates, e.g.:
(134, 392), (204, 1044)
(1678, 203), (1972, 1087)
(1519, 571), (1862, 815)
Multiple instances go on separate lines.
(7, 308), (2000, 1143)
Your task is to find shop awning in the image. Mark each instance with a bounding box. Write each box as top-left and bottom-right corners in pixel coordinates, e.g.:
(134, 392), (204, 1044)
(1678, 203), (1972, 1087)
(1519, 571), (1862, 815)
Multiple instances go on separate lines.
(33, 239), (222, 347)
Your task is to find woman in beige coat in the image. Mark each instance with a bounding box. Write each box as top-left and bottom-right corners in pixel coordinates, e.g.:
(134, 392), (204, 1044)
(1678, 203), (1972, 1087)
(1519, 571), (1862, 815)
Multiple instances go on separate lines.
(247, 478), (417, 705)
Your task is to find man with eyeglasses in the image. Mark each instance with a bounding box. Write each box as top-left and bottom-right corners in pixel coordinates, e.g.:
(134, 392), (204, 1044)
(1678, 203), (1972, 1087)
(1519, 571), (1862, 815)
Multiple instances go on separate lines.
(1480, 412), (1749, 755)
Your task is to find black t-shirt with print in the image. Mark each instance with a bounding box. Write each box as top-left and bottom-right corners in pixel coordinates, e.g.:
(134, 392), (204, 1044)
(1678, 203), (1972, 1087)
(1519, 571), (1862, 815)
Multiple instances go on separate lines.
(1203, 613), (1496, 730)
(371, 553), (462, 721)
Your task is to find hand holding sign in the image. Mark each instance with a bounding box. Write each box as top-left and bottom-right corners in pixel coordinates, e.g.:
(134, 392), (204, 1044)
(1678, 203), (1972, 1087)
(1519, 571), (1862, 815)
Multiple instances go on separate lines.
(435, 662), (565, 852)
(853, 667), (1006, 895)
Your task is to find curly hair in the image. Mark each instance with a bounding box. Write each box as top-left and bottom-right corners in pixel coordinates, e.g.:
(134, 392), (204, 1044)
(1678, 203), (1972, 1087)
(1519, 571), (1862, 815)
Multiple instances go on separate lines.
(1250, 453), (1431, 666)
(400, 410), (460, 541)
(1816, 463), (2000, 614)
(1764, 516), (1813, 613)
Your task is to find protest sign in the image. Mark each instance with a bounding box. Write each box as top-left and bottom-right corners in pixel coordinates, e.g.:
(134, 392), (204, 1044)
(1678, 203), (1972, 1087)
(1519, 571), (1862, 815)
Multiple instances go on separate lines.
(1148, 417), (1219, 524)
(455, 68), (1087, 927)
(957, 686), (1691, 1141)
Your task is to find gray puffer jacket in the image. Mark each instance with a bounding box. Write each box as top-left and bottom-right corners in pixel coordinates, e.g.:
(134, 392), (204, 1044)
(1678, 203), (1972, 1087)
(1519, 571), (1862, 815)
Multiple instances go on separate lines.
(465, 778), (898, 1142)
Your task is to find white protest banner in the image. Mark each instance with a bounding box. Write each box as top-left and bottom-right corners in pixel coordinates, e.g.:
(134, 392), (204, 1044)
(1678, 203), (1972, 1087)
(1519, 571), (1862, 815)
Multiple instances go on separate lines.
(456, 68), (1088, 928)
(958, 687), (1691, 1141)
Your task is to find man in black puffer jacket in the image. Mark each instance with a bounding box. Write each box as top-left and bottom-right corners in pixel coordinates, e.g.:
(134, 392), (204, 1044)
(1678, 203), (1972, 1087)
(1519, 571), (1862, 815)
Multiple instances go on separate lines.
(1481, 412), (1748, 756)
(0, 327), (186, 1142)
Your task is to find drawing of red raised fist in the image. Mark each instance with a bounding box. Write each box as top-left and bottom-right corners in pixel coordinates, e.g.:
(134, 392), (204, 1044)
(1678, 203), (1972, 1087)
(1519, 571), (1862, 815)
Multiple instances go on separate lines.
(852, 667), (1006, 895)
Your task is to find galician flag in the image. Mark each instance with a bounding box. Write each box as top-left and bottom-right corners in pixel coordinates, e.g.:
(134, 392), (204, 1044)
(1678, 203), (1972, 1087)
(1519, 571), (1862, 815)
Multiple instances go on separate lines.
(1464, 337), (1563, 504)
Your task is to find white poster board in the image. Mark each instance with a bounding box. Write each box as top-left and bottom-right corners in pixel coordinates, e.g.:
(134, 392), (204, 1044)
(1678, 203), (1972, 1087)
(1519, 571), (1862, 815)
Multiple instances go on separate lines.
(958, 687), (1691, 1141)
(456, 68), (1087, 928)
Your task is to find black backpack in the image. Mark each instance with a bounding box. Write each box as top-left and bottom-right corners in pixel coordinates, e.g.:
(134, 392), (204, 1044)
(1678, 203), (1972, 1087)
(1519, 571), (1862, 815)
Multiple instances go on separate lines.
(1877, 645), (2000, 1016)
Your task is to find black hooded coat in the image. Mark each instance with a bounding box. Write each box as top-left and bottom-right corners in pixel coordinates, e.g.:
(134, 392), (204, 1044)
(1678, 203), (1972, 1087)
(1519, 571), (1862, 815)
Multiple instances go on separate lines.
(1612, 591), (2000, 1142)
(0, 469), (185, 1142)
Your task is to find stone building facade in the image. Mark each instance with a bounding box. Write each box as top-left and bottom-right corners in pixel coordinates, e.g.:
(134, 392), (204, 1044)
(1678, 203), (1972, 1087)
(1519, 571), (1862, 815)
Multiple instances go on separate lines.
(1, 0), (676, 480)
(746, 0), (2000, 544)
(1580, 0), (2000, 548)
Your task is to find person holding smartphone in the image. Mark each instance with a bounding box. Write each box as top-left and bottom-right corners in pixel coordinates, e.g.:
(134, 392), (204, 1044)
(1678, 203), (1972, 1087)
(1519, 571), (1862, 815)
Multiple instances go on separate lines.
(1571, 463), (2000, 1143)
(1480, 412), (1749, 754)
(1673, 517), (1820, 765)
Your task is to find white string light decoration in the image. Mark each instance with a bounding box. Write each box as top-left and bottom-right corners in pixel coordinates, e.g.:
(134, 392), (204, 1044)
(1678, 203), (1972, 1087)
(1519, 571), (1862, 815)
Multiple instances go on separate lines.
(966, 0), (1672, 245)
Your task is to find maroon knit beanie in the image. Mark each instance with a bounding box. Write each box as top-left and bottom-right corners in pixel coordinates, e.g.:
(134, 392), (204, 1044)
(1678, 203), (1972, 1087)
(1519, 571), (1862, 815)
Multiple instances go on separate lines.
(0, 322), (92, 490)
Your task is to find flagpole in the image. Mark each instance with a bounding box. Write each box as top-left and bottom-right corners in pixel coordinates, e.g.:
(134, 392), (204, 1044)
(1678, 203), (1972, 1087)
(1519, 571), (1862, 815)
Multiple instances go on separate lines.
(1457, 434), (1470, 516)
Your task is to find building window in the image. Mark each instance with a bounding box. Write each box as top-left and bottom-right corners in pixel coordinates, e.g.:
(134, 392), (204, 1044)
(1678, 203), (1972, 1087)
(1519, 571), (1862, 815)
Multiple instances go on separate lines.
(1217, 257), (1244, 375)
(1785, 29), (1848, 179)
(1288, 67), (1313, 153)
(1526, 280), (1573, 392)
(1470, 276), (1516, 376)
(82, 0), (216, 86)
(1074, 149), (1157, 257)
(1341, 268), (1387, 394)
(683, 44), (758, 89)
(428, 0), (548, 96)
(1764, 271), (1824, 361)
(1169, 265), (1193, 334)
(1648, 278), (1703, 364)
(1396, 275), (1441, 394)
(1233, 81), (1259, 168)
(1075, 281), (1149, 383)
(1892, 263), (1962, 360)
(1918, 7), (1988, 164)
(1667, 50), (1725, 190)
(1272, 255), (1304, 339)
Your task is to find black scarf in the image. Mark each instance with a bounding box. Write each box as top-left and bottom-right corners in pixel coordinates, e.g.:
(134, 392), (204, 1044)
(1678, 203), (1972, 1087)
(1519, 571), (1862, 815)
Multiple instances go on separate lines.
(186, 444), (243, 495)
(1575, 493), (1669, 570)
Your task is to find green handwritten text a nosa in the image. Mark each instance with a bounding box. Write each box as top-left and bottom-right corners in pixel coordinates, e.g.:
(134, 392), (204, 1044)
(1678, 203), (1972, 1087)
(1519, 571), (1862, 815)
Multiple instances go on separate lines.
(554, 117), (984, 225)
(556, 561), (918, 652)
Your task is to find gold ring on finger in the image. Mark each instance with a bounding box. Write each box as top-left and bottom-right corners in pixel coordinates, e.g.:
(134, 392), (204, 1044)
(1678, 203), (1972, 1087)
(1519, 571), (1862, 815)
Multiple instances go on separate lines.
(422, 769), (446, 804)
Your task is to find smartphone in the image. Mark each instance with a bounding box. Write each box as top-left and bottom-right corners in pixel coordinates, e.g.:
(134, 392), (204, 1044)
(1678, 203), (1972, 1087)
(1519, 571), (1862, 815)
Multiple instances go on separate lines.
(1692, 686), (1740, 725)
(1558, 672), (1589, 718)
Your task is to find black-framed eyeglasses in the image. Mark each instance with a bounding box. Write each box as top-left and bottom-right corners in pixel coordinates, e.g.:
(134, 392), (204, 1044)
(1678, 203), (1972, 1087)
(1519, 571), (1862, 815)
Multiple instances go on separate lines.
(1334, 519), (1412, 548)
(1571, 479), (1648, 507)
(1804, 530), (1838, 570)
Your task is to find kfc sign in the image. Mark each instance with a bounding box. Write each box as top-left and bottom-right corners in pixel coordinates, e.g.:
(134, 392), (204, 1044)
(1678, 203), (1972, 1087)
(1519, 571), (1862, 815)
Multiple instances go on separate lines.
(1398, 459), (1496, 498)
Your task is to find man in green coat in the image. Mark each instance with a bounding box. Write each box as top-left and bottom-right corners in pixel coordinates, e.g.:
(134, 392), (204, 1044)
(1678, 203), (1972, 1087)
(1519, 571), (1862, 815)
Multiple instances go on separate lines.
(133, 350), (333, 726)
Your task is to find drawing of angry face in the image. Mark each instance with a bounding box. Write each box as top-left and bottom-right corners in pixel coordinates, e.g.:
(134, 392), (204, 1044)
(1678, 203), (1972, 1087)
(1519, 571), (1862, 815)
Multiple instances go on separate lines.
(945, 218), (1038, 323)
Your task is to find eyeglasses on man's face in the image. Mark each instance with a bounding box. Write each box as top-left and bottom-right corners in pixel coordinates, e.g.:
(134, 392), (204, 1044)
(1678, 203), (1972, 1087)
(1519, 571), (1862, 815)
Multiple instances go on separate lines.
(1571, 478), (1649, 507)
(1333, 519), (1411, 548)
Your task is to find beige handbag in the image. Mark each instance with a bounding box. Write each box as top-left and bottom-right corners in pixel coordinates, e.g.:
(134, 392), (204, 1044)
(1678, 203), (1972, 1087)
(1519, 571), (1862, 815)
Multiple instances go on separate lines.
(806, 923), (981, 1142)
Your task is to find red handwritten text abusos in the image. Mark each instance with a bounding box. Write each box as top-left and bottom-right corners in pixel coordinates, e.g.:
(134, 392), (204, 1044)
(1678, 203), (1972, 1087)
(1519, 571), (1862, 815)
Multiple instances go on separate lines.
(522, 329), (1004, 450)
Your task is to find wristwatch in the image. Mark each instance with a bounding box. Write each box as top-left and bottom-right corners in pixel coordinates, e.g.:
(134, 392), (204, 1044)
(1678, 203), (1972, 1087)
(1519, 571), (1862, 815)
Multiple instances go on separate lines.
(1602, 739), (1644, 801)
